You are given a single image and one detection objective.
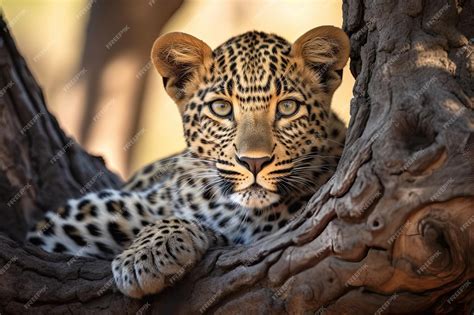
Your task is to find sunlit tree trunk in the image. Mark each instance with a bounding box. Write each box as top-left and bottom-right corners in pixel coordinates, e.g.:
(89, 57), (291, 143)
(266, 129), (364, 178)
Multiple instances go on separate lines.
(78, 0), (183, 176)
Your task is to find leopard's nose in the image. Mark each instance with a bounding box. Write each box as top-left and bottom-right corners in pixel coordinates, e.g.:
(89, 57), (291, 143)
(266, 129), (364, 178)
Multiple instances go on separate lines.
(236, 155), (273, 176)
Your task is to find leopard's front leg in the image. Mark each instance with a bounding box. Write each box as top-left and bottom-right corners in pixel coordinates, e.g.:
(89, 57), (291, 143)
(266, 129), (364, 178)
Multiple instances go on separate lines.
(112, 216), (219, 298)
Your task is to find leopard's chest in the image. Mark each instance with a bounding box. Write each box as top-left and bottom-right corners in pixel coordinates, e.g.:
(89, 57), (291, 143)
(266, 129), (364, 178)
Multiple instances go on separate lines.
(161, 179), (308, 244)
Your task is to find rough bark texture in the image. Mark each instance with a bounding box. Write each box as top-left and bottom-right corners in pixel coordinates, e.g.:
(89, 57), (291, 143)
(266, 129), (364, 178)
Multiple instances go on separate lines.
(0, 0), (473, 314)
(0, 19), (123, 241)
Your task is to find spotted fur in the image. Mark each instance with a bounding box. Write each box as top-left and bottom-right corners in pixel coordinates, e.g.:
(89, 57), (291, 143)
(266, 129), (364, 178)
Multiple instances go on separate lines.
(27, 26), (349, 298)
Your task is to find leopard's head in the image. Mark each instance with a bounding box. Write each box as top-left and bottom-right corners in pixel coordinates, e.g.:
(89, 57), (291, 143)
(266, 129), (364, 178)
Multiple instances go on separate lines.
(152, 26), (349, 209)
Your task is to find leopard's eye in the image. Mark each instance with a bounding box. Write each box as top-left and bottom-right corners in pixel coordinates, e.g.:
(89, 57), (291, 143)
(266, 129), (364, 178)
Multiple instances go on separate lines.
(277, 99), (300, 117)
(210, 100), (233, 118)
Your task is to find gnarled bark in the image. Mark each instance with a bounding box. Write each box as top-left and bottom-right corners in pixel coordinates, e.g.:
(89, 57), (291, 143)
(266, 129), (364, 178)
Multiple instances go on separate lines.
(0, 0), (473, 314)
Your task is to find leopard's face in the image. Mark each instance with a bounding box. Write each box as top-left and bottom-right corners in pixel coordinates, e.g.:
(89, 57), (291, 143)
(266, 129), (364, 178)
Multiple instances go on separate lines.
(152, 27), (349, 209)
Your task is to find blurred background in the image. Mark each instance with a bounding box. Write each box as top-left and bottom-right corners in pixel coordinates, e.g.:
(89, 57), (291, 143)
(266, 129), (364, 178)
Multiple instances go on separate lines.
(2, 0), (353, 180)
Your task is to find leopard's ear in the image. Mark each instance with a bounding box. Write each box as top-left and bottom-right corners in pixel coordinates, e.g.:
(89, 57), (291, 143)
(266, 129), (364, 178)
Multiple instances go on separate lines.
(292, 26), (350, 91)
(151, 32), (213, 104)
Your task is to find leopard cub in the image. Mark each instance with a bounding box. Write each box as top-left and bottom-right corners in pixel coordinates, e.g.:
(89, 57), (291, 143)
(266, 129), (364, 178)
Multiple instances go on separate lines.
(28, 26), (349, 298)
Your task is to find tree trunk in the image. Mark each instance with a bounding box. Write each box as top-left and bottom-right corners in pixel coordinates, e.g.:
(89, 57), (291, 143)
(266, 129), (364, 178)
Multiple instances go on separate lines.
(78, 0), (183, 176)
(0, 0), (473, 313)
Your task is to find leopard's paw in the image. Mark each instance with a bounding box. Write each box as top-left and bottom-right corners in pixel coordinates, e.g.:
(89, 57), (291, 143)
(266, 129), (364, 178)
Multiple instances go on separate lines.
(112, 217), (210, 298)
